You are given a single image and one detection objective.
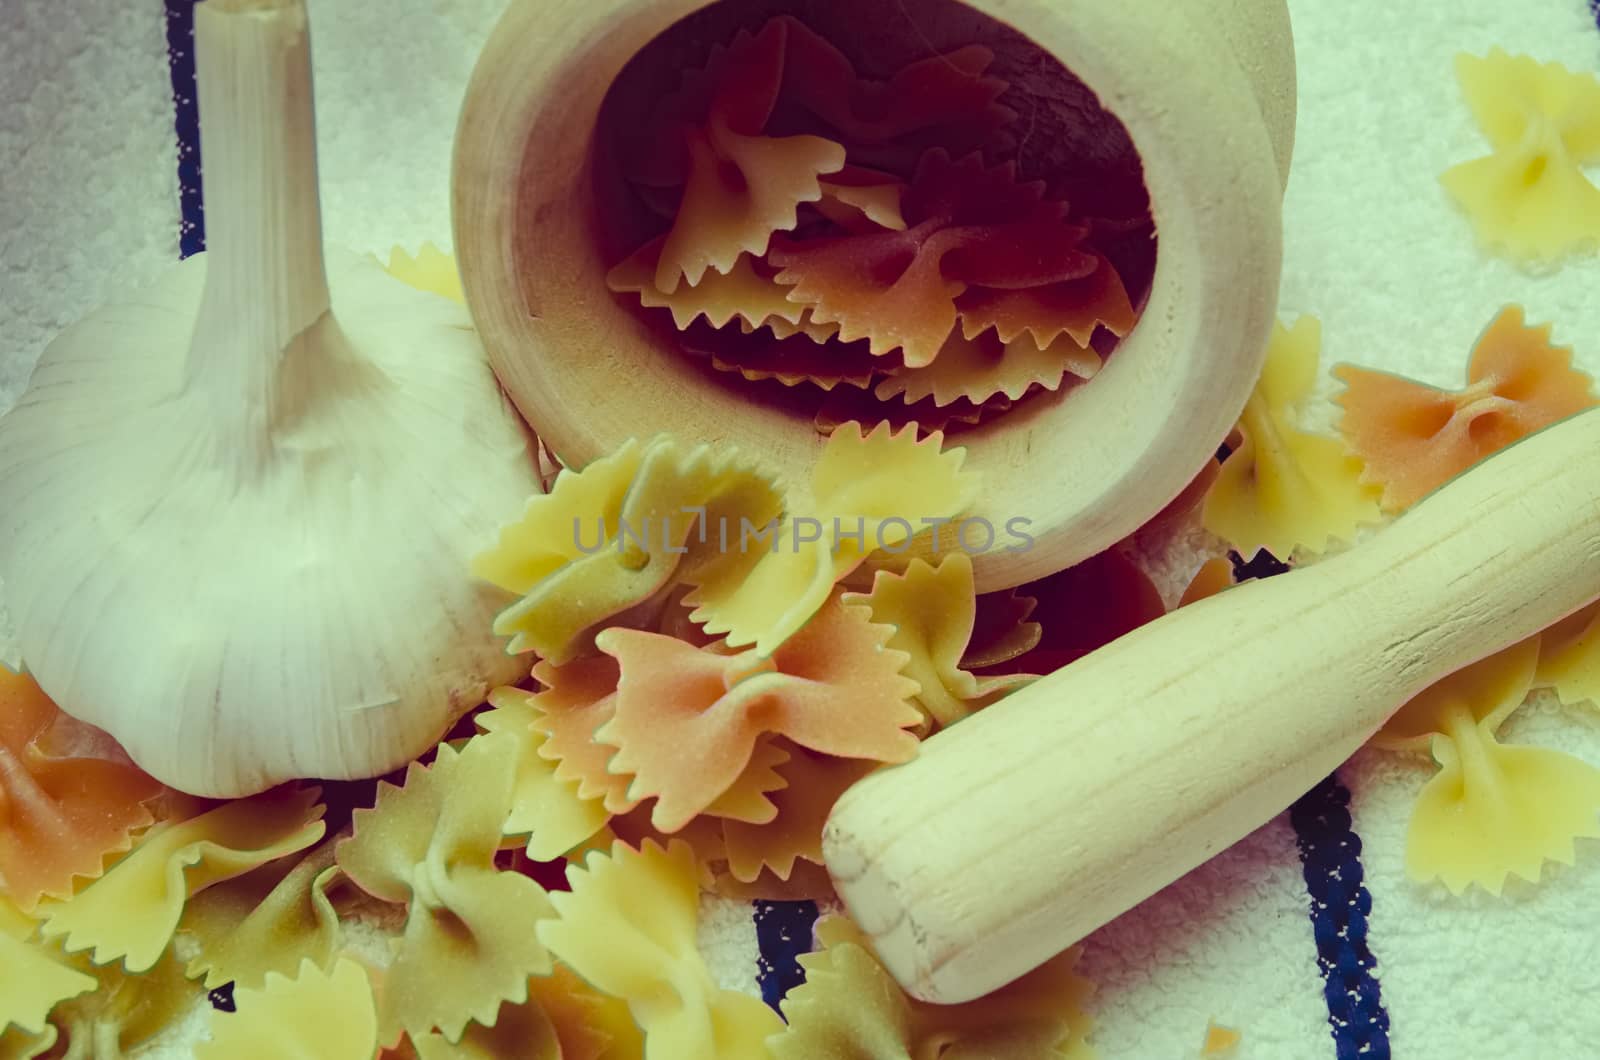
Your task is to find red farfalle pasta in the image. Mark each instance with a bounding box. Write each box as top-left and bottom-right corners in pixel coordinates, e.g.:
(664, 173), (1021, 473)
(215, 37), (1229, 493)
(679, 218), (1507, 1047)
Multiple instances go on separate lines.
(769, 150), (1094, 366)
(591, 595), (920, 831)
(1335, 306), (1597, 511)
(0, 669), (166, 910)
(980, 547), (1168, 677)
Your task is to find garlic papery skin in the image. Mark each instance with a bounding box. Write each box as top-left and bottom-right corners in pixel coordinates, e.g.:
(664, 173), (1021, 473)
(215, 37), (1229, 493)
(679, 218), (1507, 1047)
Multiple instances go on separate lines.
(0, 0), (540, 796)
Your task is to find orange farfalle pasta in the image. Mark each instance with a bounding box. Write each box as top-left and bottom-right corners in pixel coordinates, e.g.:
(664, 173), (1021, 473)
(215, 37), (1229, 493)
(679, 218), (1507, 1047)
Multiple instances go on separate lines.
(526, 656), (792, 830)
(770, 915), (1097, 1060)
(769, 150), (1093, 367)
(653, 21), (847, 292)
(1372, 638), (1600, 895)
(875, 326), (1100, 407)
(1536, 599), (1600, 708)
(335, 736), (555, 1045)
(1204, 316), (1383, 558)
(1440, 50), (1600, 263)
(955, 253), (1137, 350)
(472, 435), (785, 664)
(538, 840), (783, 1060)
(1334, 306), (1596, 511)
(844, 552), (1032, 730)
(593, 594), (920, 831)
(0, 669), (166, 911)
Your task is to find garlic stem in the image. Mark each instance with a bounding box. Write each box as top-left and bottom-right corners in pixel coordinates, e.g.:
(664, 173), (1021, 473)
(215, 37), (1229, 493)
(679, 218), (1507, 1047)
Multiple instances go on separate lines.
(188, 0), (330, 449)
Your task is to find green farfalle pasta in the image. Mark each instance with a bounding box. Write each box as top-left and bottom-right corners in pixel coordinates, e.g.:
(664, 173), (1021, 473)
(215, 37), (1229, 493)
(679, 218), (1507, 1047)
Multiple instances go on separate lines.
(770, 915), (1097, 1059)
(473, 436), (785, 664)
(1373, 638), (1600, 895)
(178, 839), (347, 992)
(39, 785), (326, 973)
(336, 734), (555, 1045)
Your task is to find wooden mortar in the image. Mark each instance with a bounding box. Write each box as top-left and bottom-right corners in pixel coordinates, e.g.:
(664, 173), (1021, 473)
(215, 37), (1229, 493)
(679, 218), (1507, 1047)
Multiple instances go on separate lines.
(453, 0), (1296, 591)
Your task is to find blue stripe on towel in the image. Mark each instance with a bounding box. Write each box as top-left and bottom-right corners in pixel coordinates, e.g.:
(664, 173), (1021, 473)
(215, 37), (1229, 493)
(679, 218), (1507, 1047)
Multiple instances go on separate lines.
(754, 899), (819, 1012)
(1292, 776), (1390, 1060)
(163, 0), (205, 258)
(1228, 549), (1392, 1059)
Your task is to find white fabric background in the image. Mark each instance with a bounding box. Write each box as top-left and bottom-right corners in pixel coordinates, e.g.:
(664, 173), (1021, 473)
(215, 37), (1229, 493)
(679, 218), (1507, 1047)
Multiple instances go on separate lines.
(3, 1), (1600, 1056)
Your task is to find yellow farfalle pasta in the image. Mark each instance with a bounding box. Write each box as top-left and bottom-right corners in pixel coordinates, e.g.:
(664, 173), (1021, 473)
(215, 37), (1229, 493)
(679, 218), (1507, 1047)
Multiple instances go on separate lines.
(40, 785), (325, 973)
(608, 242), (815, 333)
(478, 687), (613, 861)
(720, 748), (875, 887)
(770, 915), (1097, 1059)
(1373, 639), (1600, 895)
(179, 840), (345, 991)
(962, 587), (1042, 670)
(386, 243), (466, 304)
(1440, 50), (1600, 263)
(874, 327), (1100, 408)
(687, 421), (980, 654)
(0, 898), (95, 1056)
(843, 552), (1033, 730)
(44, 944), (199, 1060)
(399, 966), (643, 1060)
(537, 840), (782, 1060)
(336, 735), (555, 1045)
(197, 958), (378, 1060)
(474, 436), (785, 664)
(1536, 599), (1600, 708)
(593, 595), (919, 831)
(1203, 317), (1383, 559)
(815, 170), (908, 233)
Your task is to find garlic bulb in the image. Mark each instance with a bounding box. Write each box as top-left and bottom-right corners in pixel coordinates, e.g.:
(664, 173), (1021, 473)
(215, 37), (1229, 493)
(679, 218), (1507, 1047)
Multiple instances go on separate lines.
(0, 0), (540, 796)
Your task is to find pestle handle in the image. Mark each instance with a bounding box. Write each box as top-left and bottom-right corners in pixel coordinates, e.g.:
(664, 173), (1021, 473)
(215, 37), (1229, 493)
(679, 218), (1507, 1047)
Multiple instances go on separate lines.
(824, 408), (1600, 1004)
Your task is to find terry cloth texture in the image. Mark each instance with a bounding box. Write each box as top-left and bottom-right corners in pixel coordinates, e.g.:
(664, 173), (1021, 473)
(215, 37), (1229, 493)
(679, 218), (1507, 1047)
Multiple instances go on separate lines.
(4, 2), (1600, 1057)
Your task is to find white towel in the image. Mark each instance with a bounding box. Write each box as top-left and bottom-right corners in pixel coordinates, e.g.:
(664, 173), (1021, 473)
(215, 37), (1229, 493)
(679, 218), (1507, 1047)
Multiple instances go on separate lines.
(4, 1), (1600, 1057)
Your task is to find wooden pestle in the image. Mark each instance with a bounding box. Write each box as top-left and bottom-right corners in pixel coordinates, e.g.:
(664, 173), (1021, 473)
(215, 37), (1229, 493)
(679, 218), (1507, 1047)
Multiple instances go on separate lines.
(824, 408), (1600, 1004)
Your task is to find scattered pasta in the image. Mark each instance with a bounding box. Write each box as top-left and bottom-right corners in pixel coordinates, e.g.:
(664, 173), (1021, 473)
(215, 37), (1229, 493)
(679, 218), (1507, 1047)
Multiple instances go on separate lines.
(1335, 306), (1595, 511)
(1441, 50), (1600, 264)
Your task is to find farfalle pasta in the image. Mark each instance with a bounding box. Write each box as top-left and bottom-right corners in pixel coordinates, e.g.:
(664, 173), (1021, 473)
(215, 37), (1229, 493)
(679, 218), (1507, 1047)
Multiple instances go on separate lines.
(386, 243), (465, 304)
(197, 958), (378, 1060)
(473, 435), (785, 663)
(770, 915), (1097, 1059)
(0, 669), (166, 911)
(1203, 317), (1383, 558)
(178, 840), (346, 992)
(769, 150), (1093, 367)
(1536, 599), (1600, 708)
(1373, 639), (1600, 895)
(33, 943), (199, 1060)
(719, 748), (875, 887)
(875, 327), (1100, 408)
(477, 687), (612, 861)
(335, 735), (555, 1045)
(686, 421), (980, 654)
(396, 965), (643, 1060)
(844, 552), (1033, 730)
(40, 784), (325, 973)
(537, 839), (782, 1060)
(1335, 306), (1596, 511)
(1440, 50), (1600, 263)
(594, 593), (920, 830)
(0, 898), (95, 1058)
